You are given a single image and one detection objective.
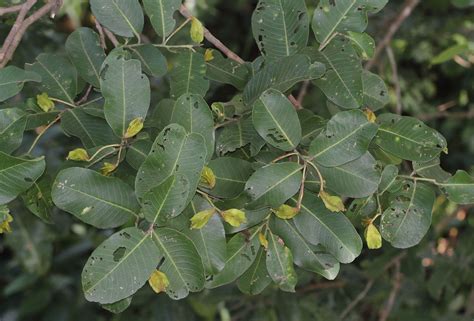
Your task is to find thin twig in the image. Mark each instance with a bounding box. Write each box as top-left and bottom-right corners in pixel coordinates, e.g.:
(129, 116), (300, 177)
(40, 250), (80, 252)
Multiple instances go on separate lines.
(0, 0), (63, 68)
(26, 114), (61, 154)
(339, 279), (375, 319)
(75, 85), (93, 105)
(296, 163), (307, 211)
(379, 261), (403, 321)
(297, 80), (310, 106)
(94, 19), (107, 49)
(103, 27), (119, 47)
(366, 0), (420, 70)
(178, 4), (300, 108)
(0, 4), (23, 16)
(386, 46), (402, 114)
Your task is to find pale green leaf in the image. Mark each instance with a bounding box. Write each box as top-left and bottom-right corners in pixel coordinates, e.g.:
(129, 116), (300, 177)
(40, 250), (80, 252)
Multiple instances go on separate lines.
(90, 0), (144, 38)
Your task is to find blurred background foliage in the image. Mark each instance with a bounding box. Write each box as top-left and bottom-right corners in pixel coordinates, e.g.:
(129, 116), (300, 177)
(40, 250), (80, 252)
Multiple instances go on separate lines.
(1, 0), (474, 320)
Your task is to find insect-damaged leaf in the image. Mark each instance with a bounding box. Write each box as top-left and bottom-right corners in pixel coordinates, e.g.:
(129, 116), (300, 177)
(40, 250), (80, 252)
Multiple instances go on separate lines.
(252, 0), (309, 61)
(152, 227), (205, 300)
(252, 89), (302, 151)
(380, 181), (435, 249)
(135, 124), (207, 203)
(82, 227), (160, 304)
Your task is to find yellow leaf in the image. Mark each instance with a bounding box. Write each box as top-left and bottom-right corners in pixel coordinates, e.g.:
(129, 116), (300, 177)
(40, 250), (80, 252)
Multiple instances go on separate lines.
(67, 148), (90, 161)
(148, 270), (170, 294)
(100, 162), (117, 176)
(211, 102), (225, 122)
(190, 17), (204, 43)
(190, 209), (215, 229)
(365, 223), (382, 249)
(0, 207), (13, 234)
(319, 191), (345, 212)
(204, 49), (214, 62)
(124, 117), (144, 138)
(36, 93), (55, 112)
(199, 167), (216, 189)
(274, 204), (299, 219)
(222, 209), (247, 227)
(364, 108), (377, 123)
(258, 232), (268, 249)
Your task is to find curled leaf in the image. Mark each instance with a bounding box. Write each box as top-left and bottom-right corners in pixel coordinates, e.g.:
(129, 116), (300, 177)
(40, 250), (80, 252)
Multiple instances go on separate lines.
(200, 166), (216, 189)
(100, 162), (117, 176)
(67, 148), (90, 161)
(258, 231), (268, 249)
(124, 117), (144, 138)
(274, 204), (299, 220)
(190, 17), (204, 43)
(0, 206), (13, 234)
(222, 208), (247, 227)
(148, 270), (170, 294)
(364, 108), (376, 123)
(319, 191), (345, 212)
(365, 223), (382, 249)
(211, 102), (225, 122)
(204, 49), (214, 62)
(36, 93), (55, 112)
(190, 209), (216, 229)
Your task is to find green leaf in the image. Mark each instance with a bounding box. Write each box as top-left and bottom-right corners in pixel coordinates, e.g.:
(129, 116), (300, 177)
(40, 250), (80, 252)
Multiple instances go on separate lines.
(82, 227), (160, 304)
(243, 54), (325, 105)
(61, 108), (120, 149)
(347, 31), (375, 60)
(135, 124), (207, 202)
(431, 44), (468, 65)
(313, 152), (381, 198)
(206, 228), (260, 288)
(100, 50), (150, 137)
(380, 181), (435, 248)
(269, 217), (340, 280)
(312, 37), (364, 109)
(128, 44), (168, 78)
(143, 0), (182, 39)
(362, 70), (390, 111)
(206, 51), (250, 90)
(378, 164), (399, 194)
(237, 247), (271, 295)
(21, 176), (54, 224)
(25, 53), (79, 104)
(251, 0), (309, 60)
(312, 0), (388, 48)
(216, 116), (265, 156)
(152, 227), (205, 299)
(0, 152), (46, 205)
(374, 115), (447, 162)
(141, 174), (190, 224)
(126, 139), (152, 170)
(441, 170), (474, 204)
(0, 66), (41, 102)
(252, 89), (302, 151)
(169, 51), (209, 99)
(90, 0), (144, 38)
(309, 110), (378, 167)
(413, 158), (451, 183)
(0, 108), (26, 153)
(169, 94), (215, 159)
(66, 27), (106, 88)
(266, 231), (297, 292)
(102, 297), (132, 314)
(52, 167), (139, 229)
(292, 193), (362, 263)
(245, 162), (303, 210)
(298, 110), (327, 146)
(204, 157), (254, 199)
(183, 196), (227, 275)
